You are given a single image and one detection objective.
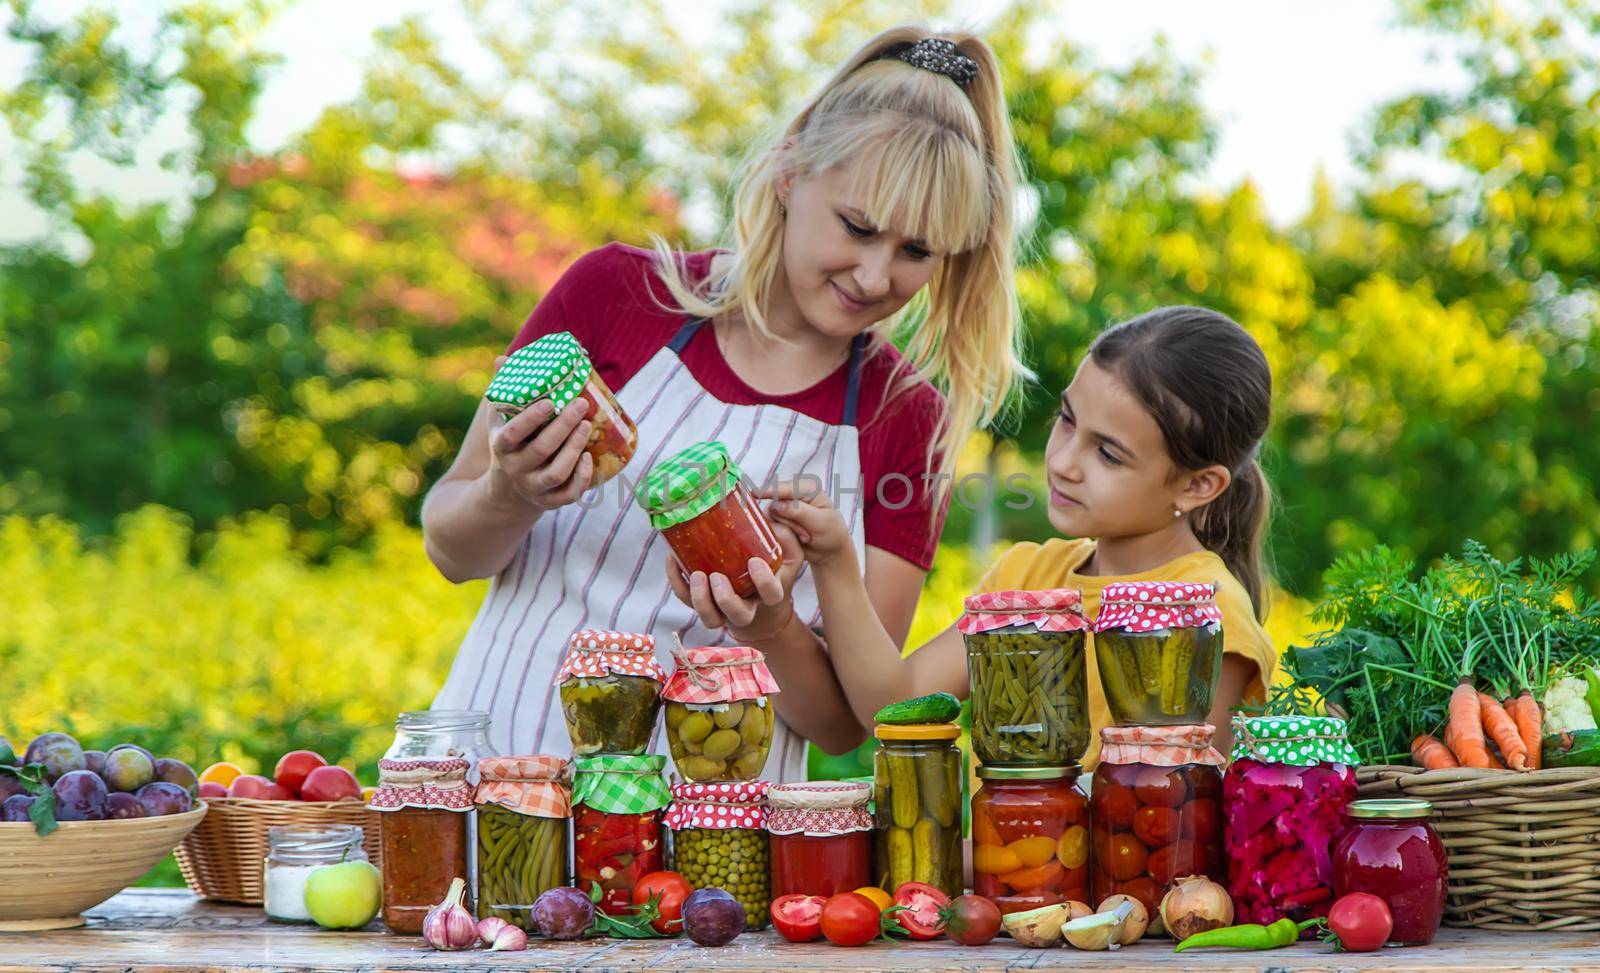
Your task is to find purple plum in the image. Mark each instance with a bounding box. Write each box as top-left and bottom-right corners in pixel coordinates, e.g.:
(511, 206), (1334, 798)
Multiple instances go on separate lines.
(530, 886), (594, 940)
(106, 792), (148, 819)
(103, 745), (156, 793)
(53, 770), (108, 820)
(682, 888), (744, 946)
(0, 774), (25, 802)
(135, 781), (193, 817)
(24, 732), (85, 783)
(153, 758), (199, 798)
(83, 749), (107, 777)
(1, 794), (34, 822)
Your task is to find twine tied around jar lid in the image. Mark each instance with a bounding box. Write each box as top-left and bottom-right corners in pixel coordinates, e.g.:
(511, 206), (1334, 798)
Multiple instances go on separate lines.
(663, 639), (780, 703)
(1230, 714), (1360, 767)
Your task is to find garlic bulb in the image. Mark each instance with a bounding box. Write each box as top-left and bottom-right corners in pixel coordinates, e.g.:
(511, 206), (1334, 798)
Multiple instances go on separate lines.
(423, 877), (478, 950)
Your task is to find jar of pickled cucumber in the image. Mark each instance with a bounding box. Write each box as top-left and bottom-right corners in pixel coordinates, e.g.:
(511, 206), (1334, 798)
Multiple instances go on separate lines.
(639, 441), (782, 599)
(874, 723), (962, 898)
(370, 756), (474, 934)
(1093, 581), (1224, 725)
(572, 754), (670, 916)
(556, 629), (666, 756)
(768, 781), (873, 899)
(960, 588), (1091, 767)
(666, 781), (771, 930)
(483, 331), (638, 488)
(474, 756), (570, 930)
(663, 645), (779, 782)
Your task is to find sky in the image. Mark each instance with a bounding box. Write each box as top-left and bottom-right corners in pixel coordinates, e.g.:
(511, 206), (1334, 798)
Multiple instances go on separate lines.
(0, 0), (1466, 242)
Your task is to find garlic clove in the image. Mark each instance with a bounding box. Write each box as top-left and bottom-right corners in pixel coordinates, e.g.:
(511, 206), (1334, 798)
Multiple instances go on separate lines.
(477, 916), (512, 945)
(489, 923), (528, 951)
(423, 877), (479, 950)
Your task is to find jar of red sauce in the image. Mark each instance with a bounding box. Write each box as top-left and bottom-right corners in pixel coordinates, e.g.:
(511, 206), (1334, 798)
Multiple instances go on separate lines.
(767, 781), (873, 899)
(971, 765), (1089, 915)
(571, 754), (669, 916)
(639, 441), (782, 599)
(369, 756), (474, 934)
(1333, 799), (1448, 946)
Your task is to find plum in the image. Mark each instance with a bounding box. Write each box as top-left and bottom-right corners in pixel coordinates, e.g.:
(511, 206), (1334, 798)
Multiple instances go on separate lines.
(0, 773), (25, 802)
(106, 792), (148, 819)
(84, 749), (107, 777)
(135, 781), (194, 817)
(24, 732), (85, 783)
(682, 888), (744, 947)
(53, 770), (108, 820)
(153, 758), (199, 798)
(531, 886), (594, 940)
(2, 794), (34, 822)
(103, 745), (156, 792)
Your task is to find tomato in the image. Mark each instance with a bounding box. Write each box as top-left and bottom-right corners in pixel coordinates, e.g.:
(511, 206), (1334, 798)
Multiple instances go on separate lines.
(228, 774), (292, 801)
(851, 886), (893, 912)
(1147, 841), (1206, 883)
(1179, 801), (1220, 842)
(1096, 782), (1138, 827)
(1327, 892), (1393, 952)
(300, 765), (361, 802)
(769, 894), (826, 943)
(1106, 833), (1149, 881)
(939, 893), (1001, 946)
(1114, 876), (1162, 917)
(1133, 765), (1190, 807)
(1132, 806), (1179, 846)
(272, 750), (327, 797)
(891, 882), (949, 940)
(997, 860), (1065, 893)
(821, 892), (882, 947)
(632, 871), (691, 934)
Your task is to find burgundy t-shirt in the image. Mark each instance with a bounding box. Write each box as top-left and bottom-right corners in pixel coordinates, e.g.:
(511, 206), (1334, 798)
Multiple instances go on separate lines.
(506, 242), (950, 570)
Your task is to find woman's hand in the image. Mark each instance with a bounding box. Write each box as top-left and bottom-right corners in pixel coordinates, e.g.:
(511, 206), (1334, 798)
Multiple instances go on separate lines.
(484, 357), (595, 513)
(665, 522), (811, 645)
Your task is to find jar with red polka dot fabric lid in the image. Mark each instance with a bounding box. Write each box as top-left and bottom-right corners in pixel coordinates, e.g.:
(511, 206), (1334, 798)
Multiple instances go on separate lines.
(665, 781), (771, 930)
(557, 629), (667, 756)
(1092, 580), (1224, 725)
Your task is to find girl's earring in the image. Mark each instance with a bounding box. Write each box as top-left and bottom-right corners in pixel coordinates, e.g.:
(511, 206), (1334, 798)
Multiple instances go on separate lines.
(1173, 506), (1183, 519)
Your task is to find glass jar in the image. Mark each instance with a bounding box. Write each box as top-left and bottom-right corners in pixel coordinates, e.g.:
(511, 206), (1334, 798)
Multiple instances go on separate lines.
(384, 710), (496, 770)
(971, 766), (1089, 916)
(571, 754), (670, 916)
(768, 781), (873, 899)
(662, 645), (778, 782)
(1089, 725), (1225, 918)
(557, 630), (665, 756)
(960, 589), (1091, 767)
(370, 757), (474, 934)
(475, 756), (570, 930)
(667, 781), (771, 930)
(1225, 715), (1360, 926)
(264, 825), (368, 924)
(484, 330), (638, 488)
(1092, 581), (1224, 725)
(639, 441), (782, 599)
(1334, 799), (1448, 946)
(874, 723), (963, 898)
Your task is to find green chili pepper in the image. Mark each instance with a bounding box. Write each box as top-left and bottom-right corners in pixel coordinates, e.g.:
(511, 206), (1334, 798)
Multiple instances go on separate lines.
(1172, 917), (1322, 952)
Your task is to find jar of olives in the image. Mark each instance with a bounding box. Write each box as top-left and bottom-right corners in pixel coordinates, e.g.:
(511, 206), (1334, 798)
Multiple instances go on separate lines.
(571, 754), (670, 916)
(556, 630), (666, 756)
(666, 781), (772, 930)
(474, 756), (570, 930)
(1093, 581), (1224, 725)
(663, 645), (779, 782)
(639, 441), (782, 599)
(960, 588), (1091, 767)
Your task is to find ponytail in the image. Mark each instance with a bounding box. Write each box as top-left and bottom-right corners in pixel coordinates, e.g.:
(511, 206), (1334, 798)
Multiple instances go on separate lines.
(1192, 457), (1273, 622)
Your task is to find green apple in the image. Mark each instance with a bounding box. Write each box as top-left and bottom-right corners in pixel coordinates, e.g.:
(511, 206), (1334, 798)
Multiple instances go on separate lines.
(303, 860), (382, 930)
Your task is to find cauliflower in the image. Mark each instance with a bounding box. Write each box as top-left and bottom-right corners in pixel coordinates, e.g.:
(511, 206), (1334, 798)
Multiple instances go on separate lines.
(1543, 675), (1599, 736)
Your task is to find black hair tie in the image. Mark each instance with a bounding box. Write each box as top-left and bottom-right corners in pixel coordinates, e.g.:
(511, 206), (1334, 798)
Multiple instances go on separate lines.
(888, 37), (978, 87)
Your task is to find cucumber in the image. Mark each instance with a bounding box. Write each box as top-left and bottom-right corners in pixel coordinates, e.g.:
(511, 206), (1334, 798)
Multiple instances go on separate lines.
(875, 692), (961, 725)
(1542, 730), (1600, 769)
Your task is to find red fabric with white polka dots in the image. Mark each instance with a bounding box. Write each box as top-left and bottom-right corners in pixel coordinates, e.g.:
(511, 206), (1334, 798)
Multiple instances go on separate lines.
(1092, 580), (1223, 632)
(663, 780), (770, 830)
(555, 629), (667, 683)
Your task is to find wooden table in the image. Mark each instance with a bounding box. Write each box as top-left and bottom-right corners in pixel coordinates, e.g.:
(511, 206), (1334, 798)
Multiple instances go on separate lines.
(4, 889), (1599, 972)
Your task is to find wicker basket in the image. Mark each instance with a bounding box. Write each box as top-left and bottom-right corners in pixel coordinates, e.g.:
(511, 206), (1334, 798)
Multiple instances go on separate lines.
(1358, 765), (1600, 931)
(174, 797), (383, 904)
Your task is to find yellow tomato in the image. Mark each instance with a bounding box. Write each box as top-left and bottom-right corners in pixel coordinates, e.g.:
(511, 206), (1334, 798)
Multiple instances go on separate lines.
(972, 843), (1023, 875)
(1056, 825), (1088, 869)
(852, 886), (893, 912)
(1006, 835), (1058, 869)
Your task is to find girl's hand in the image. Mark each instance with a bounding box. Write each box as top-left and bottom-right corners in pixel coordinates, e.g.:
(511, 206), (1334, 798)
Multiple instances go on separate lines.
(484, 356), (595, 513)
(664, 522), (808, 645)
(760, 483), (857, 573)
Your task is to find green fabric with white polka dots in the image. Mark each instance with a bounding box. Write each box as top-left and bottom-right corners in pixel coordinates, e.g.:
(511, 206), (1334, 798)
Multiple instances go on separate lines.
(484, 331), (592, 413)
(1232, 715), (1360, 766)
(638, 440), (743, 530)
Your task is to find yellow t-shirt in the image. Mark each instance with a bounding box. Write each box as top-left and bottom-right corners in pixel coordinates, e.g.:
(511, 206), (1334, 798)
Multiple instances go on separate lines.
(975, 537), (1277, 770)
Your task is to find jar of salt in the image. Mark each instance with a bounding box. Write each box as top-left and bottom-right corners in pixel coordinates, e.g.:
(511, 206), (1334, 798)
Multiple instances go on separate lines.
(264, 824), (368, 923)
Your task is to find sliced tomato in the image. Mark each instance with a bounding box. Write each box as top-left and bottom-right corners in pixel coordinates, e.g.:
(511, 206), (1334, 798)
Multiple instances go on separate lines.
(770, 894), (826, 943)
(891, 882), (950, 941)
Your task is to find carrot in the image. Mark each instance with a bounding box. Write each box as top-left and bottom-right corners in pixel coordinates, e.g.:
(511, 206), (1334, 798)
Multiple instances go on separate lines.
(1478, 692), (1528, 771)
(1445, 681), (1491, 768)
(1508, 692), (1543, 771)
(1411, 734), (1460, 770)
(1486, 749), (1507, 770)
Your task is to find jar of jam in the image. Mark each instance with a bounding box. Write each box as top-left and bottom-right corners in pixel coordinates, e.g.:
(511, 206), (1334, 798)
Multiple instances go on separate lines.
(972, 765), (1089, 915)
(1334, 799), (1448, 946)
(483, 330), (638, 487)
(1224, 715), (1360, 926)
(557, 630), (666, 756)
(475, 756), (570, 930)
(370, 756), (474, 934)
(1092, 581), (1224, 725)
(874, 722), (963, 898)
(1090, 725), (1225, 919)
(960, 589), (1091, 767)
(639, 440), (782, 599)
(571, 754), (669, 916)
(768, 781), (873, 899)
(667, 781), (772, 930)
(663, 644), (779, 782)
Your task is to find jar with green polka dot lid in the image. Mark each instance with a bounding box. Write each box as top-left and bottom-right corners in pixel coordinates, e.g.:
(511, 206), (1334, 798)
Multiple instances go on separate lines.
(665, 780), (771, 929)
(638, 441), (782, 599)
(482, 331), (638, 488)
(1223, 714), (1360, 926)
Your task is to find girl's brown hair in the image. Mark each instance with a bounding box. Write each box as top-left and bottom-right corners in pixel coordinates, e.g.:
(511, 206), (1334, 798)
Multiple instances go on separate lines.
(1089, 306), (1274, 620)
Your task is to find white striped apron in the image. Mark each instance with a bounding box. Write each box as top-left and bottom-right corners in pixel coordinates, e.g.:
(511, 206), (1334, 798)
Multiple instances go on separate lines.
(433, 318), (868, 782)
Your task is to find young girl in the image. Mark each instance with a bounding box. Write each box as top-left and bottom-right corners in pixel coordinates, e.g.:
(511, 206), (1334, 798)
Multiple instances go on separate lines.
(423, 27), (1028, 775)
(751, 306), (1278, 765)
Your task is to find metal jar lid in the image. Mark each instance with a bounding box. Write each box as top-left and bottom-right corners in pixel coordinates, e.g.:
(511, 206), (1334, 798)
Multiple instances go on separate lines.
(1347, 798), (1433, 819)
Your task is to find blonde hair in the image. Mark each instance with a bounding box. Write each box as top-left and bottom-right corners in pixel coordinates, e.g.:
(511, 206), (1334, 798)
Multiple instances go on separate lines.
(651, 26), (1030, 502)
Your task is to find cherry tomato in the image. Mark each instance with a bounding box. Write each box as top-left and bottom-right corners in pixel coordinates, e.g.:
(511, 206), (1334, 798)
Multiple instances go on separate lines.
(632, 870), (691, 934)
(769, 894), (826, 943)
(1133, 765), (1190, 807)
(1133, 806), (1180, 846)
(1327, 892), (1393, 952)
(1095, 782), (1138, 828)
(851, 886), (893, 912)
(997, 860), (1065, 893)
(939, 893), (1001, 947)
(1106, 833), (1149, 881)
(821, 892), (882, 947)
(891, 882), (950, 940)
(1114, 876), (1162, 917)
(1179, 801), (1220, 842)
(1147, 842), (1206, 883)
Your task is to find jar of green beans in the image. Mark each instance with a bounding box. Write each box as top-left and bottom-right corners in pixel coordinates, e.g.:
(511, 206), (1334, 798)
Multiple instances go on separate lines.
(474, 756), (570, 930)
(960, 589), (1091, 767)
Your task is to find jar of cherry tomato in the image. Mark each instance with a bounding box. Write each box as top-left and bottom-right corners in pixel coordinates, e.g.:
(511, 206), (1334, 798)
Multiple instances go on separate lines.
(971, 765), (1089, 915)
(1224, 715), (1359, 926)
(1334, 799), (1447, 946)
(483, 331), (638, 487)
(1092, 581), (1224, 725)
(370, 756), (474, 934)
(571, 754), (670, 916)
(639, 441), (782, 599)
(767, 781), (873, 898)
(1090, 725), (1225, 919)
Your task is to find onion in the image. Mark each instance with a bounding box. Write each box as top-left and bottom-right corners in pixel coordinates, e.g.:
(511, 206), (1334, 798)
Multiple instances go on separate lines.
(1158, 875), (1234, 942)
